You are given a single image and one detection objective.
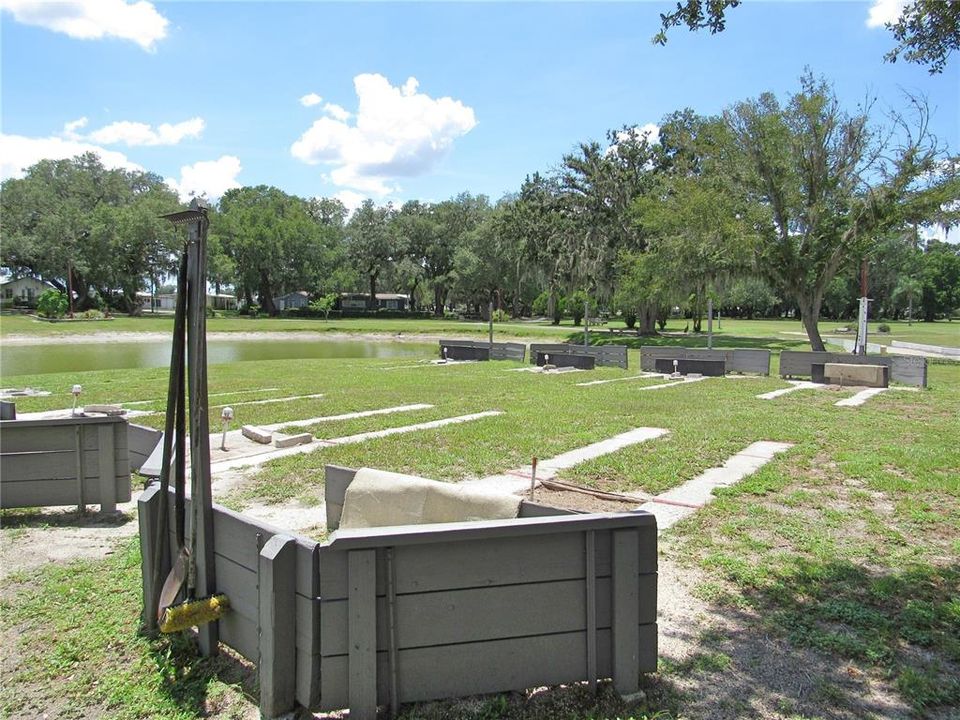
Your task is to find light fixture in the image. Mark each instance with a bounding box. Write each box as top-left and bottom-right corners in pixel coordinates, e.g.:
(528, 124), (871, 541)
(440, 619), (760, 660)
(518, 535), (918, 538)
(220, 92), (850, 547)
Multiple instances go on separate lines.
(71, 384), (82, 416)
(220, 406), (234, 451)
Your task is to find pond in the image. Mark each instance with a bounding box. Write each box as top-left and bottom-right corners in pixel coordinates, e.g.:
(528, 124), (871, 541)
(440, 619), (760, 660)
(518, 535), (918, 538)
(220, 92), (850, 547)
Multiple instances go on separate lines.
(0, 338), (434, 377)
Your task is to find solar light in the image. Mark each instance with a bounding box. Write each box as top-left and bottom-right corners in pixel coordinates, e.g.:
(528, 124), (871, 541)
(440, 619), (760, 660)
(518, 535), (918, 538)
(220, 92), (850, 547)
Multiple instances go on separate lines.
(220, 406), (234, 451)
(71, 384), (82, 416)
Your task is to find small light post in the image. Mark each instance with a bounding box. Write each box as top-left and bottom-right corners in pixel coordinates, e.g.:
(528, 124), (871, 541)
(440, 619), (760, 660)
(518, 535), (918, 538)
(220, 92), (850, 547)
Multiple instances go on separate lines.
(71, 384), (82, 416)
(220, 407), (234, 451)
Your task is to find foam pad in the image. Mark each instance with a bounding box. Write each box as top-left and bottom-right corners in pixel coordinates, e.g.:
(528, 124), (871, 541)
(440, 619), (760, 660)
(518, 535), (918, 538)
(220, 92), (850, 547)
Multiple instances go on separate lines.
(339, 467), (522, 529)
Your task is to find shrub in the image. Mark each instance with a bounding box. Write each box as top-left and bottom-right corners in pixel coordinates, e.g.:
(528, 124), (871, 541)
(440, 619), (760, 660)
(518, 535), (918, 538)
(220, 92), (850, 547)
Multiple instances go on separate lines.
(37, 289), (68, 318)
(81, 309), (103, 320)
(623, 312), (637, 329)
(492, 309), (509, 323)
(877, 323), (891, 333)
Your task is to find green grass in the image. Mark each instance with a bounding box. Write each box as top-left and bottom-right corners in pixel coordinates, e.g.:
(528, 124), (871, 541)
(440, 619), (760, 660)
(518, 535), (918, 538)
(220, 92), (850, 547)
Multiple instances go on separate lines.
(1, 345), (958, 718)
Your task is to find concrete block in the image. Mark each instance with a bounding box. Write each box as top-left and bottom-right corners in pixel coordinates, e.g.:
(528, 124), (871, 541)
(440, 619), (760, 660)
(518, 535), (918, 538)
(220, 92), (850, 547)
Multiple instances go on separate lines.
(824, 363), (888, 388)
(83, 404), (125, 415)
(242, 425), (273, 444)
(273, 432), (313, 449)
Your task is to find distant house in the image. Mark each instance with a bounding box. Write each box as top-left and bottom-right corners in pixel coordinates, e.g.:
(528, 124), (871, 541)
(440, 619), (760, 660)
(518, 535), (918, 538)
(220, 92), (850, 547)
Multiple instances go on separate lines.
(274, 291), (310, 311)
(1, 277), (56, 307)
(136, 291), (237, 312)
(339, 292), (409, 311)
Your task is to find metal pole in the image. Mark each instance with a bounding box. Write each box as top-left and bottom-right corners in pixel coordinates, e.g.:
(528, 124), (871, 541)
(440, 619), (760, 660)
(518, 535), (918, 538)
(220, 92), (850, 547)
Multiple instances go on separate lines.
(488, 300), (494, 347)
(186, 212), (218, 656)
(584, 300), (589, 347)
(707, 298), (713, 350)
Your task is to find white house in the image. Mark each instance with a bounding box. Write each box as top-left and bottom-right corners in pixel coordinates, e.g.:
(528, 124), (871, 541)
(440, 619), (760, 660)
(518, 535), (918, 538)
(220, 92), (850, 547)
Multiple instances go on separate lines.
(1, 277), (56, 306)
(136, 291), (238, 312)
(274, 291), (310, 310)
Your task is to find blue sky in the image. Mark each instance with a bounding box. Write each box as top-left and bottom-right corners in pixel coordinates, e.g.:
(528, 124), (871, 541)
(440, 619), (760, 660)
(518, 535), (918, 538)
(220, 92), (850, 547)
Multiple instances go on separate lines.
(1, 1), (957, 224)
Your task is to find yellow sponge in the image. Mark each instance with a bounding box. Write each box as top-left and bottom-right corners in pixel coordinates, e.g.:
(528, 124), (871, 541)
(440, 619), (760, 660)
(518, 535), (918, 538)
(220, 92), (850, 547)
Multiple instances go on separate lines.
(159, 594), (230, 634)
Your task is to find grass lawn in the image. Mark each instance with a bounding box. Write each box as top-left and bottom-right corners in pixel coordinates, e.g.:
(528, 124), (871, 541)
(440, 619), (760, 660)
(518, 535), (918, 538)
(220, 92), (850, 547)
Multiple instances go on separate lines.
(1, 348), (958, 719)
(2, 311), (958, 348)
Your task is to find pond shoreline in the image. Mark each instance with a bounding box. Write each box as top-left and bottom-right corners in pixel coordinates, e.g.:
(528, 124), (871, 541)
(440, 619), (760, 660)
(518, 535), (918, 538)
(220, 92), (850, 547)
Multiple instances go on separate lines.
(1, 330), (491, 347)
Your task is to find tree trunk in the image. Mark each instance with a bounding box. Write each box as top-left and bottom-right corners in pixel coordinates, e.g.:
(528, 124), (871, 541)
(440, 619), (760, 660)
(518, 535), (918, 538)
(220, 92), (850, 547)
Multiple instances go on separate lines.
(798, 294), (826, 351)
(368, 271), (378, 310)
(637, 302), (657, 335)
(433, 285), (445, 317)
(259, 272), (278, 316)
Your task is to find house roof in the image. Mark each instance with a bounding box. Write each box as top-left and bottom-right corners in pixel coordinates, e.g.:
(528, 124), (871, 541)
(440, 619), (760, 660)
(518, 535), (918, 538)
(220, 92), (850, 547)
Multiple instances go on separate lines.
(0, 276), (54, 287)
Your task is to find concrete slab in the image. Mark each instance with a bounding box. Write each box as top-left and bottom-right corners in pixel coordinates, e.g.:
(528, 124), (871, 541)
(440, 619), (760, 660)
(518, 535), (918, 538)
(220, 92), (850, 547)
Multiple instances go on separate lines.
(834, 386), (917, 407)
(242, 425), (273, 444)
(576, 373), (664, 387)
(273, 432), (313, 448)
(756, 381), (821, 400)
(636, 376), (711, 392)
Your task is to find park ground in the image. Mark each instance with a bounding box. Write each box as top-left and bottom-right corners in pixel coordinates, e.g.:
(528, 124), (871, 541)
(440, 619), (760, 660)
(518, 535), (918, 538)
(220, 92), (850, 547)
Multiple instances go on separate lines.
(0, 316), (958, 720)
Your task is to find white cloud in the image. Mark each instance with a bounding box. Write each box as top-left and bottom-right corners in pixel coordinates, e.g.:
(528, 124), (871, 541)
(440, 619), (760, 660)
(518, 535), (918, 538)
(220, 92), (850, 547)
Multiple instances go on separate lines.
(866, 0), (906, 28)
(290, 73), (477, 196)
(84, 117), (205, 146)
(333, 190), (367, 214)
(300, 93), (323, 107)
(0, 132), (141, 180)
(165, 155), (242, 201)
(323, 103), (351, 122)
(0, 0), (169, 51)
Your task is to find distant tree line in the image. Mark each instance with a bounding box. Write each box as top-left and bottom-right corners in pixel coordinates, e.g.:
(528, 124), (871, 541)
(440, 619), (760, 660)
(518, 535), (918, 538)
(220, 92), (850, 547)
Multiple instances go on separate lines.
(2, 73), (958, 348)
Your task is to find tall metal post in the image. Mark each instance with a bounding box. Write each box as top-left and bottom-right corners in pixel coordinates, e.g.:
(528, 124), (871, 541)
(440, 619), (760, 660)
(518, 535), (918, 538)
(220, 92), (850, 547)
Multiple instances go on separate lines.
(584, 300), (589, 347)
(488, 300), (494, 347)
(707, 298), (713, 350)
(185, 205), (217, 656)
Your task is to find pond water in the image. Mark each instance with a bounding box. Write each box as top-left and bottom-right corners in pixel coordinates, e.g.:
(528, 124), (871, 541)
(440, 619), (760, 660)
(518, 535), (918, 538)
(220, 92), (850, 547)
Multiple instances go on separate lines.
(0, 338), (434, 377)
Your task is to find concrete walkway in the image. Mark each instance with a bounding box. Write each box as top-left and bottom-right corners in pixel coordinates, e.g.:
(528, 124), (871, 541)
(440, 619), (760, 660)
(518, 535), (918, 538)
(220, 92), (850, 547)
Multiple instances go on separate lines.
(757, 380), (823, 400)
(835, 386), (919, 407)
(575, 372), (664, 387)
(462, 427), (669, 495)
(637, 441), (794, 532)
(262, 403), (433, 430)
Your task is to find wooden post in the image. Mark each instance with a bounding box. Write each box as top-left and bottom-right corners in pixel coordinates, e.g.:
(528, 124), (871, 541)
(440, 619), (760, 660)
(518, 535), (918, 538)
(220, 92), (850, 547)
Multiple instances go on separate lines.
(259, 534), (297, 719)
(98, 423), (116, 513)
(707, 298), (713, 350)
(611, 529), (640, 695)
(488, 300), (494, 347)
(348, 549), (378, 720)
(138, 484), (162, 633)
(585, 530), (597, 693)
(584, 300), (589, 347)
(186, 215), (218, 656)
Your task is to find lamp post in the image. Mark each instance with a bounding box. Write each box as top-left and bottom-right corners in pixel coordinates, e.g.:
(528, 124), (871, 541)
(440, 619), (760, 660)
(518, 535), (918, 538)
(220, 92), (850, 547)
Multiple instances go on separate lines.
(220, 407), (234, 451)
(71, 384), (82, 416)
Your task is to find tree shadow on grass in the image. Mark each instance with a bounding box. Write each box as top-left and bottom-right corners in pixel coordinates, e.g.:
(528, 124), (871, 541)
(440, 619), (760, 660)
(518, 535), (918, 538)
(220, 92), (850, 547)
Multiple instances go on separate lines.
(147, 631), (259, 717)
(662, 556), (960, 719)
(0, 506), (134, 529)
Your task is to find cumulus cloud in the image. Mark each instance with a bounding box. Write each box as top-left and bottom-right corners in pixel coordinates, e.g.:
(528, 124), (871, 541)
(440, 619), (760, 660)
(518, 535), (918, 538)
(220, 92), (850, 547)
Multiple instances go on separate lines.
(290, 73), (477, 196)
(333, 190), (367, 214)
(165, 155), (242, 201)
(300, 93), (323, 107)
(0, 132), (141, 180)
(0, 0), (169, 51)
(866, 0), (906, 28)
(82, 117), (205, 146)
(323, 103), (351, 122)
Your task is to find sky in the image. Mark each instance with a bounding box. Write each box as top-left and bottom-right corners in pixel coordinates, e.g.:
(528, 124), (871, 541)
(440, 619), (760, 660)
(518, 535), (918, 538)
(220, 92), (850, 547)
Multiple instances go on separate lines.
(1, 0), (958, 232)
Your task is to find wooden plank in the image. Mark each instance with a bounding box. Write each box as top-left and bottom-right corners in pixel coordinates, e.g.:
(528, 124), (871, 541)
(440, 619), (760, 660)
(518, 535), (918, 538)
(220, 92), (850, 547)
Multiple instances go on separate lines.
(138, 484), (162, 633)
(320, 577), (622, 656)
(348, 549), (378, 720)
(98, 424), (116, 512)
(259, 534), (297, 719)
(320, 628), (616, 710)
(325, 511), (655, 553)
(320, 530), (615, 599)
(612, 529), (640, 695)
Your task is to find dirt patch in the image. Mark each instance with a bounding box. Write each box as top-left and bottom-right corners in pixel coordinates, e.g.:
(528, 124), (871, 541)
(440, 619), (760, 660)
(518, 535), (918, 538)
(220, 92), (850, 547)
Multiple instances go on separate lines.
(528, 486), (640, 513)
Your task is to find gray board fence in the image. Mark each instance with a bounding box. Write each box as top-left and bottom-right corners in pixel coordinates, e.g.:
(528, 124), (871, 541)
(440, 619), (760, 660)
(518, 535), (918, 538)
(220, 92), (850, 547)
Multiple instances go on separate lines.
(778, 350), (928, 388)
(528, 344), (629, 369)
(140, 467), (658, 719)
(0, 415), (131, 512)
(640, 347), (771, 375)
(438, 339), (526, 362)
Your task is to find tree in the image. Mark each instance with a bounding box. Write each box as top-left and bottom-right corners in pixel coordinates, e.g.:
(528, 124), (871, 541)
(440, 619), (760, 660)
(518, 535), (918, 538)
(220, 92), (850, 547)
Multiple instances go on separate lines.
(885, 0), (960, 73)
(653, 0), (959, 73)
(919, 240), (960, 321)
(217, 186), (332, 315)
(0, 153), (180, 312)
(724, 73), (947, 350)
(345, 199), (396, 308)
